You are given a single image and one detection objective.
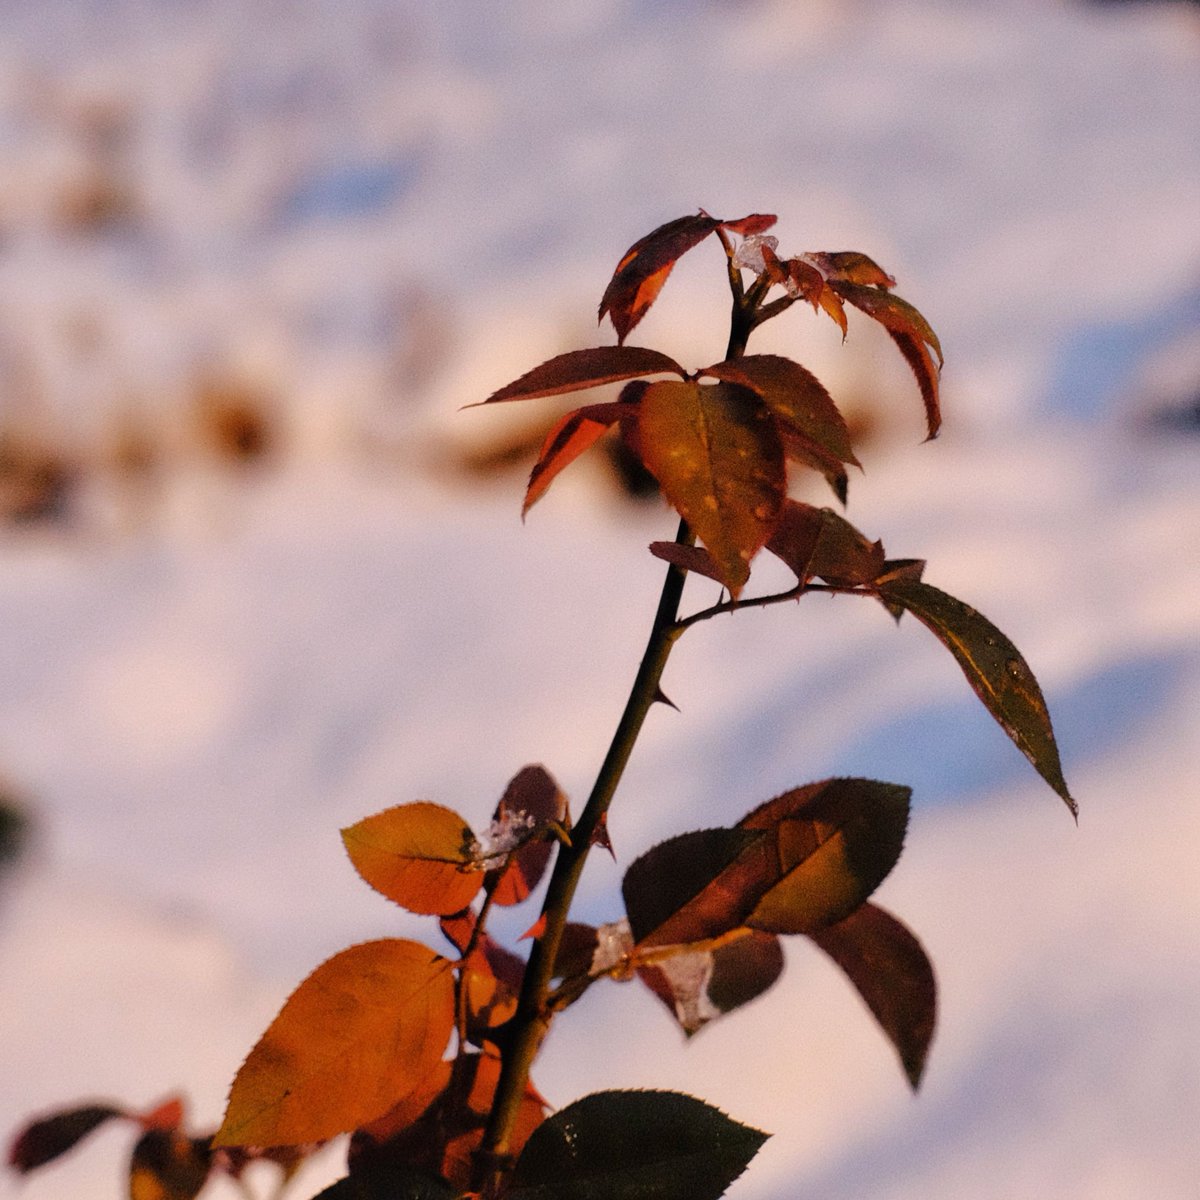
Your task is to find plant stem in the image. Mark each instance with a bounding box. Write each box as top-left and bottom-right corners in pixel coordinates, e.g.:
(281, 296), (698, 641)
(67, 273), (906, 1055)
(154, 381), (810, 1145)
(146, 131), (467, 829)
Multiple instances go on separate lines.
(475, 516), (694, 1190)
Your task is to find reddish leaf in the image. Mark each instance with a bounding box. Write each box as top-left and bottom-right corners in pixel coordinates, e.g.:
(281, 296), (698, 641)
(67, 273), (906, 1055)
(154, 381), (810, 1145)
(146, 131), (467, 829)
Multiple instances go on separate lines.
(482, 345), (686, 406)
(701, 355), (859, 468)
(637, 930), (784, 1037)
(811, 251), (896, 290)
(767, 501), (885, 587)
(874, 579), (1076, 815)
(486, 765), (568, 906)
(135, 1097), (186, 1132)
(351, 1050), (545, 1193)
(341, 802), (483, 917)
(215, 939), (455, 1147)
(832, 282), (942, 438)
(129, 1130), (212, 1200)
(599, 214), (722, 343)
(647, 540), (726, 584)
(808, 903), (936, 1089)
(738, 778), (911, 935)
(634, 380), (786, 596)
(8, 1104), (124, 1173)
(552, 922), (601, 983)
(778, 429), (850, 504)
(720, 213), (778, 237)
(524, 401), (628, 516)
(622, 828), (771, 949)
(461, 934), (525, 1040)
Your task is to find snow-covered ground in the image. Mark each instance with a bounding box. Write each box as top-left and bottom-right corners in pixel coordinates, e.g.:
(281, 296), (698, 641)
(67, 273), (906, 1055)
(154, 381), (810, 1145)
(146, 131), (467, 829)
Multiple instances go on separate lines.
(1, 1), (1198, 1197)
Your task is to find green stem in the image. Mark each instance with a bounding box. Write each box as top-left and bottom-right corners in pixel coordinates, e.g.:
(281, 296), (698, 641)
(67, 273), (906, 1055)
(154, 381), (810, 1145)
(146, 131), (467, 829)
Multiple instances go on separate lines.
(475, 517), (694, 1191)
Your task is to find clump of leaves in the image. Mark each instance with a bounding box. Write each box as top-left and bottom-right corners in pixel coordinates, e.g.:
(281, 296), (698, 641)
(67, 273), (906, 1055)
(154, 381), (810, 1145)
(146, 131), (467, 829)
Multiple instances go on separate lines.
(8, 211), (1074, 1200)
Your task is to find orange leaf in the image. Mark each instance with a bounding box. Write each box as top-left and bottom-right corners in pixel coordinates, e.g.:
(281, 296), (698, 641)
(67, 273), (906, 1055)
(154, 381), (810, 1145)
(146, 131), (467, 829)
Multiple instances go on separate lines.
(647, 540), (725, 584)
(341, 802), (483, 917)
(808, 903), (936, 1089)
(738, 778), (911, 935)
(599, 214), (722, 343)
(481, 346), (686, 405)
(701, 354), (859, 468)
(831, 281), (942, 438)
(215, 939), (455, 1147)
(523, 401), (628, 516)
(811, 251), (896, 290)
(634, 380), (786, 596)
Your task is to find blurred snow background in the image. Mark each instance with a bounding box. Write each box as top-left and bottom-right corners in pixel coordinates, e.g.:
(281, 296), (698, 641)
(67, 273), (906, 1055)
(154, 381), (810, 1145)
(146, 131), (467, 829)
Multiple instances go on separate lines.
(1, 0), (1198, 1196)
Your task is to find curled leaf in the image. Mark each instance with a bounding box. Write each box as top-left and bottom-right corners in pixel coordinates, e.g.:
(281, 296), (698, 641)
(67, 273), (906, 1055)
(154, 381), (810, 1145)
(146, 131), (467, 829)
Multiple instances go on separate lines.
(832, 282), (942, 438)
(875, 579), (1076, 815)
(524, 402), (628, 516)
(599, 214), (722, 343)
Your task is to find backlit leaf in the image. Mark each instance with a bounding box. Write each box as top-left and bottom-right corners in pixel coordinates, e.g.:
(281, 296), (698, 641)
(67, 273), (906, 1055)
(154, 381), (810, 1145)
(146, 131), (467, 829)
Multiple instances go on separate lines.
(635, 380), (786, 596)
(622, 828), (770, 949)
(342, 803), (482, 917)
(875, 580), (1076, 815)
(832, 282), (942, 438)
(482, 346), (686, 404)
(7, 1104), (123, 1173)
(739, 778), (911, 934)
(215, 939), (455, 1147)
(524, 402), (627, 516)
(486, 765), (568, 906)
(701, 355), (858, 468)
(599, 214), (722, 343)
(637, 931), (784, 1037)
(128, 1130), (212, 1200)
(808, 903), (936, 1089)
(509, 1090), (767, 1200)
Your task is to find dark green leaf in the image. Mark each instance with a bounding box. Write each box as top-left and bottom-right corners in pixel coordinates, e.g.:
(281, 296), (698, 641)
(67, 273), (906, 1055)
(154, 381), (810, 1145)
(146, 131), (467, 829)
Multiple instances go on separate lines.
(509, 1090), (768, 1200)
(876, 579), (1076, 815)
(808, 903), (936, 1089)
